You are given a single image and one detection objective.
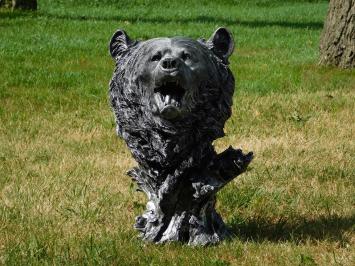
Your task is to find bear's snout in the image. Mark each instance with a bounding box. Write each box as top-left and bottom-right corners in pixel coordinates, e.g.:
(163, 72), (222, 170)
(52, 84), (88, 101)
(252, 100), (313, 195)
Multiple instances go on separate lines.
(160, 56), (181, 72)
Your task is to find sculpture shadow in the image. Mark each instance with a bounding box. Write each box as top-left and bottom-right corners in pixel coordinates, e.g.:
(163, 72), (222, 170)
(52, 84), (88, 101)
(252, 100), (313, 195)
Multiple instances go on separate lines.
(228, 214), (354, 244)
(37, 13), (323, 30)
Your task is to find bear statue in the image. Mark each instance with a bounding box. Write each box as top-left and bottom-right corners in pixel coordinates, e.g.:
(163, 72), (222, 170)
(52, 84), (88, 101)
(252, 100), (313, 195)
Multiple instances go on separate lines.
(108, 27), (253, 245)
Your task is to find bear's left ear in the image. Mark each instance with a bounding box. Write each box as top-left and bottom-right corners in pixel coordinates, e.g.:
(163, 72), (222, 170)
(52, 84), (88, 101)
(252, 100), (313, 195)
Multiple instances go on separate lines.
(206, 27), (234, 63)
(109, 29), (134, 60)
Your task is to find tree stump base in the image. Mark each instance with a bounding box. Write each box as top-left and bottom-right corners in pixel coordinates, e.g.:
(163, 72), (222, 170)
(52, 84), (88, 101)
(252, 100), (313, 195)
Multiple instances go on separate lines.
(129, 147), (253, 245)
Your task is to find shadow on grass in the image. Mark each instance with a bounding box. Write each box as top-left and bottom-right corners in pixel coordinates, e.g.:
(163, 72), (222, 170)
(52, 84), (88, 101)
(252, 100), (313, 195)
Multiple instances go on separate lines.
(38, 13), (323, 30)
(229, 214), (354, 244)
(0, 9), (324, 30)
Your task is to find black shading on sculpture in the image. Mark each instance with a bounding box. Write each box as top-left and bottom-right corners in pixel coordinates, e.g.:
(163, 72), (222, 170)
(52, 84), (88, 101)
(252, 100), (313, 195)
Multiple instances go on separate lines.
(109, 27), (253, 245)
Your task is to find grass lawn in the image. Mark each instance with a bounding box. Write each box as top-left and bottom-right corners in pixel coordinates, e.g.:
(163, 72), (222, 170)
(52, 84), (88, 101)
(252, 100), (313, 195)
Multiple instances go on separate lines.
(0, 0), (354, 265)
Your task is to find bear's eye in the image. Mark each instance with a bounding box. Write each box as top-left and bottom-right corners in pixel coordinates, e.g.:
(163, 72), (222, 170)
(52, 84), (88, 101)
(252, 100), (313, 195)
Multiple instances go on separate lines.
(151, 52), (162, 62)
(181, 52), (191, 61)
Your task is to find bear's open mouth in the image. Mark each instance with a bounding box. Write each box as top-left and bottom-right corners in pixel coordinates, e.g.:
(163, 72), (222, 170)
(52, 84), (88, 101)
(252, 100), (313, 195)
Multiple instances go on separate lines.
(154, 81), (185, 108)
(153, 81), (186, 119)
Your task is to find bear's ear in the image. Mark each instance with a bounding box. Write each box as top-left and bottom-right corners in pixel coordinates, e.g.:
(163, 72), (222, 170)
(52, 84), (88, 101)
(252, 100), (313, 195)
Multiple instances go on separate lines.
(109, 29), (133, 60)
(206, 27), (234, 63)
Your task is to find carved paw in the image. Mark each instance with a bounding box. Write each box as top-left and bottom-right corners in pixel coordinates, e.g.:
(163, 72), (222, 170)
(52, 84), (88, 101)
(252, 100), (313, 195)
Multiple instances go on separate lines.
(214, 146), (253, 181)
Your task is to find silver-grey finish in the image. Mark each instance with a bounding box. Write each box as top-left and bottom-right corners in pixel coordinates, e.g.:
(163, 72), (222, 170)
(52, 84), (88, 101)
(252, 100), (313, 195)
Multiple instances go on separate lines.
(108, 28), (253, 245)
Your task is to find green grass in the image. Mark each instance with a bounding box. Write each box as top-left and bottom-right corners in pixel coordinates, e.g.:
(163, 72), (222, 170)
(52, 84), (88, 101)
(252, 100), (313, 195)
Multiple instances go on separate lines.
(0, 0), (354, 265)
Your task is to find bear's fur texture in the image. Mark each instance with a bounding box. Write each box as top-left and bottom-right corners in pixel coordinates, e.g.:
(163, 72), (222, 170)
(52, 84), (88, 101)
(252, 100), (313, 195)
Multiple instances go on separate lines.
(109, 28), (253, 245)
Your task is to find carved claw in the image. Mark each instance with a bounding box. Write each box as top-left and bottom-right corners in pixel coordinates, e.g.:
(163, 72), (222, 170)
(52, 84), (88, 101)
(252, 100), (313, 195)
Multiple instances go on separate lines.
(191, 147), (253, 200)
(214, 146), (253, 182)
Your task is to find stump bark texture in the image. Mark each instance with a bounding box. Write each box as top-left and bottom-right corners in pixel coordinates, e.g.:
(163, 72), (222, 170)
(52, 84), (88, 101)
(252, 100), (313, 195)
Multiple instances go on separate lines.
(129, 147), (253, 245)
(319, 0), (355, 68)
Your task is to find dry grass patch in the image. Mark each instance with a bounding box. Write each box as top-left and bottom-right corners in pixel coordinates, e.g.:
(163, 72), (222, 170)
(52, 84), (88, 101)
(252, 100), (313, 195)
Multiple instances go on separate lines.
(1, 87), (354, 264)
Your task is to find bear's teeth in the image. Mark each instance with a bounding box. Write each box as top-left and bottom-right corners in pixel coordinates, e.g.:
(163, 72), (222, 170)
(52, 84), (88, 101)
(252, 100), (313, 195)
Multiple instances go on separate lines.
(154, 94), (162, 105)
(165, 95), (171, 104)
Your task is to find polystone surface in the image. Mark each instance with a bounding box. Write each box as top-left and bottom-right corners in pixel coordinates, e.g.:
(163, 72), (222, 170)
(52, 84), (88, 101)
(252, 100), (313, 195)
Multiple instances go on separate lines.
(109, 28), (253, 245)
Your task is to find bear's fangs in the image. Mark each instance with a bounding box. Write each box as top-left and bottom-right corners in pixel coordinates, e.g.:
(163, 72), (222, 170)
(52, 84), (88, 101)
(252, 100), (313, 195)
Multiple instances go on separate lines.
(153, 81), (186, 111)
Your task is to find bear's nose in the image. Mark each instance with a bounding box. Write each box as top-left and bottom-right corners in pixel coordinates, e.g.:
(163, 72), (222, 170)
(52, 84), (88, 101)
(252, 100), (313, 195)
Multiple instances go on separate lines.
(161, 57), (179, 71)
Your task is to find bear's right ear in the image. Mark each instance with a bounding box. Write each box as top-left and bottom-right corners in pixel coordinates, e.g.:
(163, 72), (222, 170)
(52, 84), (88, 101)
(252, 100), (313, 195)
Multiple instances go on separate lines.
(206, 27), (234, 64)
(109, 29), (133, 60)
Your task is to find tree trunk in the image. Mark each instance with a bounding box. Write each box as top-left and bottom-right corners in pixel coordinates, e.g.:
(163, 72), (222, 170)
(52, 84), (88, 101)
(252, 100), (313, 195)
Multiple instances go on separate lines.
(12, 0), (37, 10)
(319, 0), (355, 68)
(0, 0), (11, 8)
(129, 147), (253, 245)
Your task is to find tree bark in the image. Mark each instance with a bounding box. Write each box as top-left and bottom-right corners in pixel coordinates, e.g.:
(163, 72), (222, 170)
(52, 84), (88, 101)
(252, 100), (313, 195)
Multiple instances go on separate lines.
(129, 147), (253, 245)
(319, 0), (355, 68)
(12, 0), (37, 10)
(0, 0), (11, 8)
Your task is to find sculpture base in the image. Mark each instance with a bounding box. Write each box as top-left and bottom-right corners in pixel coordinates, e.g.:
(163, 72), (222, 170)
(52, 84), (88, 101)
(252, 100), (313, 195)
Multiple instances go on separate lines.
(129, 146), (253, 246)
